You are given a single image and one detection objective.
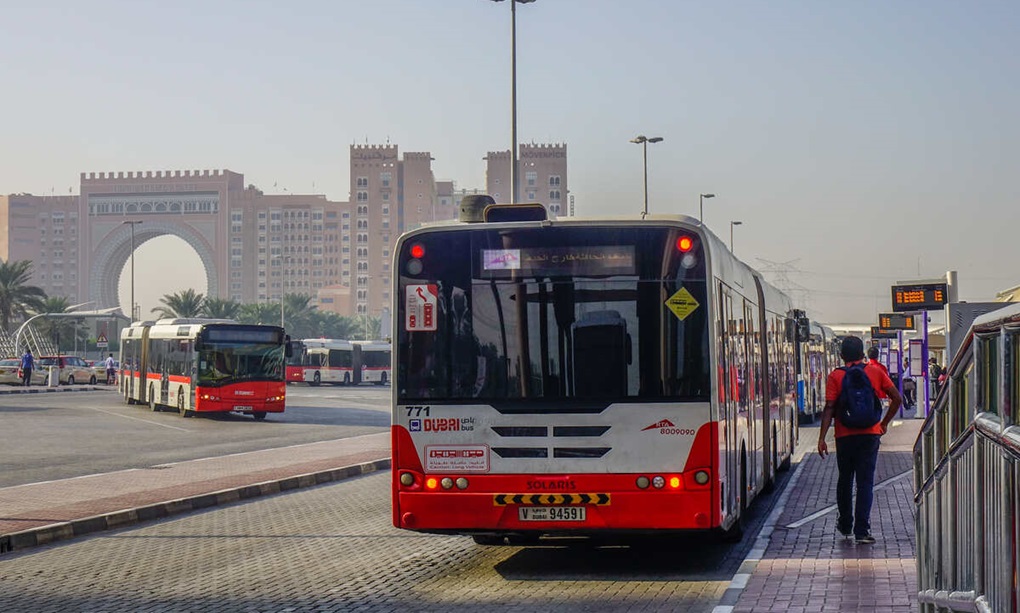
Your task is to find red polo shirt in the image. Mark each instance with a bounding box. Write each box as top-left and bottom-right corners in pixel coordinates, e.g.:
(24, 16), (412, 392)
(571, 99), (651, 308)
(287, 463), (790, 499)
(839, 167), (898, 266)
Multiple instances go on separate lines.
(825, 360), (893, 438)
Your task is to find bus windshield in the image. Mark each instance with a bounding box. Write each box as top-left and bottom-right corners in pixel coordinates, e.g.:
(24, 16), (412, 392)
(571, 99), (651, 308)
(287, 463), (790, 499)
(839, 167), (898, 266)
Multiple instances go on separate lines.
(397, 226), (710, 403)
(198, 341), (285, 385)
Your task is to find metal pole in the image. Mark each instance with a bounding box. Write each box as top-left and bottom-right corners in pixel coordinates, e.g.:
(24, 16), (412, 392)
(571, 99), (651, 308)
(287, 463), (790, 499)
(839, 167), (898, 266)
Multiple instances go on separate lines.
(897, 330), (904, 418)
(130, 223), (135, 321)
(922, 310), (930, 418)
(700, 194), (704, 224)
(510, 0), (519, 204)
(280, 258), (286, 329)
(641, 140), (648, 217)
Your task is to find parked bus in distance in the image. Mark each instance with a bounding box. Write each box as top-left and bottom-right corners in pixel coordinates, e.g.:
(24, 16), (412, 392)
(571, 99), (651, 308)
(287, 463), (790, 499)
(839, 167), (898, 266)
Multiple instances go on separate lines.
(355, 340), (391, 385)
(120, 318), (289, 420)
(795, 319), (840, 423)
(391, 202), (802, 545)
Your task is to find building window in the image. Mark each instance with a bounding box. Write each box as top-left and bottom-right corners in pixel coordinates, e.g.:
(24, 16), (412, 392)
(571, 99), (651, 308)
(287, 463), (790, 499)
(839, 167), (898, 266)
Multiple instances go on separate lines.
(357, 191), (368, 202)
(380, 172), (391, 187)
(549, 175), (561, 186)
(356, 176), (368, 188)
(526, 171), (537, 187)
(549, 190), (561, 201)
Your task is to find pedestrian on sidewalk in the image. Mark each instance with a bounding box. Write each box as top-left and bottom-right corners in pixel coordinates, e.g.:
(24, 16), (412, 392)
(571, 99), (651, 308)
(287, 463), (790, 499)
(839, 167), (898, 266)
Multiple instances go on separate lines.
(817, 336), (901, 544)
(20, 348), (34, 387)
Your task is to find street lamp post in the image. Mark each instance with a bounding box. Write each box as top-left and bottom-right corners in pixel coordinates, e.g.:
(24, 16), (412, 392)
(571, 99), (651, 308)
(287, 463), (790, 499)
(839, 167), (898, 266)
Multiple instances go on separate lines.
(630, 135), (664, 217)
(276, 256), (289, 329)
(122, 221), (142, 321)
(730, 221), (743, 252)
(491, 0), (536, 204)
(699, 193), (715, 224)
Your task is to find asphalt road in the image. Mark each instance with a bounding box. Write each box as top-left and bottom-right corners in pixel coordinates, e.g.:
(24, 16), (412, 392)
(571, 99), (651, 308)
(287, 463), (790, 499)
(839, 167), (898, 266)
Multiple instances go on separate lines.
(0, 384), (391, 488)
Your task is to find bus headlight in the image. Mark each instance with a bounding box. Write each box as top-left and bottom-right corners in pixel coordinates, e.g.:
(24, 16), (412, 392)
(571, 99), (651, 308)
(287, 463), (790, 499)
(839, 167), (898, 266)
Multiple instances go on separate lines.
(652, 476), (666, 489)
(694, 470), (710, 485)
(399, 472), (415, 486)
(440, 477), (454, 490)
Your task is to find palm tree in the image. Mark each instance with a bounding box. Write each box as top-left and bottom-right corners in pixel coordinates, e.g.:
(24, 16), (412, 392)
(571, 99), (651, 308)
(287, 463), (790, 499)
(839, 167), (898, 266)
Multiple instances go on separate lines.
(33, 296), (85, 354)
(237, 302), (281, 326)
(282, 293), (316, 336)
(152, 289), (205, 319)
(0, 260), (47, 332)
(201, 297), (241, 320)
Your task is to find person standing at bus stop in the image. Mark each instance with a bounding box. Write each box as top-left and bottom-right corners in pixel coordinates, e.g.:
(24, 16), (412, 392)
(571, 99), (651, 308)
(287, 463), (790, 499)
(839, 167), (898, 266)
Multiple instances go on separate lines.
(817, 336), (901, 544)
(20, 348), (34, 387)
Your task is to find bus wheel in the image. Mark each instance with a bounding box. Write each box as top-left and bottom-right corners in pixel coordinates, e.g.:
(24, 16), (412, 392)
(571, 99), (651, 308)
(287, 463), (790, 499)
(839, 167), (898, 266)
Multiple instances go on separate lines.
(343, 372), (351, 386)
(379, 372), (387, 386)
(778, 420), (794, 472)
(312, 372), (321, 386)
(149, 386), (159, 412)
(178, 388), (193, 418)
(252, 411), (267, 421)
(722, 454), (748, 543)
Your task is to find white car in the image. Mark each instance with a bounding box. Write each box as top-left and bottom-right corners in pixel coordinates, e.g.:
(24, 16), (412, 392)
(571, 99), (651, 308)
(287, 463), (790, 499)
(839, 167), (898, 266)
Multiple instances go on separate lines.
(37, 355), (98, 385)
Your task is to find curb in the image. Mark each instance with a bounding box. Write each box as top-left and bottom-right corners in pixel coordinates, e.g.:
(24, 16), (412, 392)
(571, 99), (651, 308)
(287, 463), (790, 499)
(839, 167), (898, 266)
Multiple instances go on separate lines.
(0, 386), (108, 395)
(0, 457), (391, 555)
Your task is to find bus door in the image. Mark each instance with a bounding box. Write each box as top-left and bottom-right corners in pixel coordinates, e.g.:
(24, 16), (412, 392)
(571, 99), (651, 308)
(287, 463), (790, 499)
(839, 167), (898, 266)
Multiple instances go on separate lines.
(718, 282), (741, 518)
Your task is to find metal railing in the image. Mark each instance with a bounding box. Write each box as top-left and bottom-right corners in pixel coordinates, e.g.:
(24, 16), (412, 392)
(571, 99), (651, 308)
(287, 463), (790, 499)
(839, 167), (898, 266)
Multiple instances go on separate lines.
(914, 304), (1020, 613)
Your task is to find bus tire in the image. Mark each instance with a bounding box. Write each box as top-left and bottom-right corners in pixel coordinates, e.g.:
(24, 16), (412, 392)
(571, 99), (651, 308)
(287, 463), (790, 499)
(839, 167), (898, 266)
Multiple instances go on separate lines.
(178, 387), (193, 418)
(778, 420), (794, 472)
(343, 372), (351, 386)
(722, 453), (748, 543)
(149, 385), (159, 412)
(252, 411), (267, 421)
(312, 372), (321, 387)
(379, 372), (387, 386)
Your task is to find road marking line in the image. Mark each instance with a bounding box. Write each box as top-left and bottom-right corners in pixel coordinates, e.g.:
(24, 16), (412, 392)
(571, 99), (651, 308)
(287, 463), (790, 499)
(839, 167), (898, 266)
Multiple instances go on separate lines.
(784, 469), (913, 529)
(86, 406), (192, 432)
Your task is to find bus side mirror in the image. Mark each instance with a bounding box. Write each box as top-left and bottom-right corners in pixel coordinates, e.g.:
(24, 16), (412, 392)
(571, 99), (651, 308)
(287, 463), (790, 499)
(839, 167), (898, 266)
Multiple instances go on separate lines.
(285, 341), (293, 359)
(796, 318), (810, 343)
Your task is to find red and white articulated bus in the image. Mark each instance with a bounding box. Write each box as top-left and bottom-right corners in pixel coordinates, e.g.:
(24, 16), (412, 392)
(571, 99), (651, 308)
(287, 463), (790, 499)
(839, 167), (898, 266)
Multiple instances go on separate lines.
(120, 318), (289, 421)
(286, 339), (391, 386)
(391, 203), (802, 544)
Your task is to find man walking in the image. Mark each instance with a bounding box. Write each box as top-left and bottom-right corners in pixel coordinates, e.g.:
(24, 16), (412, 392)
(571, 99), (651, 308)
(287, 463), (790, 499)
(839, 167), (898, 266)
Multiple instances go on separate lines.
(20, 348), (34, 387)
(817, 336), (901, 544)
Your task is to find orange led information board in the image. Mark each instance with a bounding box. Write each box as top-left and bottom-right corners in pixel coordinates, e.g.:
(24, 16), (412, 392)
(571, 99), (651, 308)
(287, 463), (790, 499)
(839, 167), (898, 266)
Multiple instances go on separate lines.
(871, 326), (899, 339)
(891, 283), (948, 313)
(878, 313), (915, 330)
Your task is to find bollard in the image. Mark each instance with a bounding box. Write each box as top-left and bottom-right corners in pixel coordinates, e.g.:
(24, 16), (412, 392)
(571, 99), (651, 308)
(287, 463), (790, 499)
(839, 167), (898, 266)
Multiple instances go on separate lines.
(47, 366), (59, 387)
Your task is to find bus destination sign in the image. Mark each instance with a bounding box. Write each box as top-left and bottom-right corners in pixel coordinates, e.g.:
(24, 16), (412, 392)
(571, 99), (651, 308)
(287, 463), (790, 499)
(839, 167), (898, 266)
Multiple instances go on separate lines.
(871, 326), (899, 340)
(891, 283), (948, 313)
(878, 313), (915, 330)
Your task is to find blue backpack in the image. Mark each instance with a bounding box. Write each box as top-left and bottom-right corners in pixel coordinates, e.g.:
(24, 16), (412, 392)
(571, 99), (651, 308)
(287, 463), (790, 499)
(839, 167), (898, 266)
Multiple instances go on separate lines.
(836, 364), (882, 428)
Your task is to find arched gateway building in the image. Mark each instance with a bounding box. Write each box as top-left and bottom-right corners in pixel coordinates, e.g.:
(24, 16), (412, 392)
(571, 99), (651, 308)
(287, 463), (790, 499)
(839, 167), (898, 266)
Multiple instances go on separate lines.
(0, 143), (567, 323)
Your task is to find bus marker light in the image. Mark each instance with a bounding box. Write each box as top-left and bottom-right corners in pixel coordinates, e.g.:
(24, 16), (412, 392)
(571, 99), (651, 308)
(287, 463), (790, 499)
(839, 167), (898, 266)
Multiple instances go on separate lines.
(694, 512), (709, 528)
(456, 477), (469, 490)
(636, 476), (650, 489)
(399, 472), (415, 487)
(402, 512), (416, 527)
(426, 478), (438, 489)
(652, 476), (665, 489)
(410, 243), (426, 259)
(676, 236), (694, 253)
(668, 476), (681, 489)
(680, 253), (698, 269)
(440, 477), (454, 490)
(694, 470), (710, 485)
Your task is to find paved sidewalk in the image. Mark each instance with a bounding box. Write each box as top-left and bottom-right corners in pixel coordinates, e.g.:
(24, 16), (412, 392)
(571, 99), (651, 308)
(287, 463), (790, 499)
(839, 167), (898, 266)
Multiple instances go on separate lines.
(0, 431), (390, 554)
(723, 416), (922, 613)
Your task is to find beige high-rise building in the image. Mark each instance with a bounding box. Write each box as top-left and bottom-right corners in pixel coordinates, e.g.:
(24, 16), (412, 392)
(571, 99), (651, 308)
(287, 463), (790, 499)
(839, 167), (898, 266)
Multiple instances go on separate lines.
(485, 143), (568, 216)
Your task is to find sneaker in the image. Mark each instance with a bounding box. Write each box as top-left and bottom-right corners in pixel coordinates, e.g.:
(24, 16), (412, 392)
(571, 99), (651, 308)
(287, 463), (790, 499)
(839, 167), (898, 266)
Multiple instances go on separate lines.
(855, 533), (876, 544)
(836, 525), (852, 538)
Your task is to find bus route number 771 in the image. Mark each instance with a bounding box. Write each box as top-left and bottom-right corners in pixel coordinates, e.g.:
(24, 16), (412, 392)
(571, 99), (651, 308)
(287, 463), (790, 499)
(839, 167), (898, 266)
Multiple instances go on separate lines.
(405, 406), (430, 417)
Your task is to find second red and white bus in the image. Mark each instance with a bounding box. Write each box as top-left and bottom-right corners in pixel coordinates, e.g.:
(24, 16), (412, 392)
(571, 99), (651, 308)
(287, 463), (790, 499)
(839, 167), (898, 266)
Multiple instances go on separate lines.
(286, 338), (391, 386)
(120, 318), (289, 420)
(391, 203), (805, 544)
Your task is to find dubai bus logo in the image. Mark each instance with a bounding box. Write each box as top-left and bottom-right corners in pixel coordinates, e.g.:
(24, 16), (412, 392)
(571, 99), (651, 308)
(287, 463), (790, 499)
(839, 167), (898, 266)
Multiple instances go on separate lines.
(643, 419), (675, 431)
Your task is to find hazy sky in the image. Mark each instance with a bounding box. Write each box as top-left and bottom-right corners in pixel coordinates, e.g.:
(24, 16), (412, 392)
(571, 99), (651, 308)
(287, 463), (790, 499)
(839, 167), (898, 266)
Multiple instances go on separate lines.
(2, 0), (1017, 323)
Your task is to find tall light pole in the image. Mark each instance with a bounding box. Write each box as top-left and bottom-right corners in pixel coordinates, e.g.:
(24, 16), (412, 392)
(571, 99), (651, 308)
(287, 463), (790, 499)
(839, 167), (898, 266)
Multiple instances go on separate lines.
(630, 135), (664, 218)
(730, 221), (743, 253)
(491, 0), (537, 204)
(122, 221), (142, 321)
(275, 255), (289, 329)
(699, 193), (715, 224)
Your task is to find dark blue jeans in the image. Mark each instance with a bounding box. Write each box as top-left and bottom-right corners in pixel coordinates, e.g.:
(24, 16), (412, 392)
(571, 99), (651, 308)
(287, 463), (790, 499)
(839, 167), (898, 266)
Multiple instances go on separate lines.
(835, 434), (881, 537)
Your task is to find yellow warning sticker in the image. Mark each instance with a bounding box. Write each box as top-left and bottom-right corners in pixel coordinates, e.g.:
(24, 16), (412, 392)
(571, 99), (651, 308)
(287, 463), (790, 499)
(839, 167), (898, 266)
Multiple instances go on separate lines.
(665, 287), (700, 321)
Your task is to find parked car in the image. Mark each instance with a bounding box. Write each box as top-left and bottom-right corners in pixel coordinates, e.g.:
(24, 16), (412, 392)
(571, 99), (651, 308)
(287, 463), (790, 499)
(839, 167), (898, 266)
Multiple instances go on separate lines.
(37, 355), (97, 385)
(0, 358), (47, 386)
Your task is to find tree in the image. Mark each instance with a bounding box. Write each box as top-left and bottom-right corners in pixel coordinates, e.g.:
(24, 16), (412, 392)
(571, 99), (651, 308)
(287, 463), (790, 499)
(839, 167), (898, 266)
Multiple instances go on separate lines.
(237, 302), (281, 326)
(282, 293), (317, 337)
(33, 296), (85, 354)
(201, 298), (242, 320)
(152, 289), (205, 319)
(0, 259), (47, 332)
